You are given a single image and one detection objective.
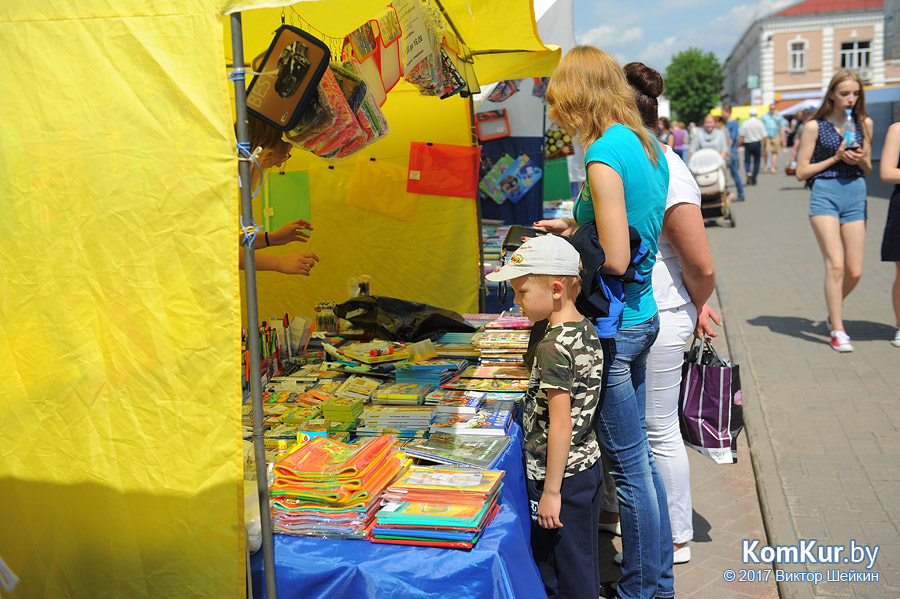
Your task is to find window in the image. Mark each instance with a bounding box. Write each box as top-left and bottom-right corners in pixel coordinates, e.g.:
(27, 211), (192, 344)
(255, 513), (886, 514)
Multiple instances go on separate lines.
(789, 41), (807, 72)
(840, 41), (871, 69)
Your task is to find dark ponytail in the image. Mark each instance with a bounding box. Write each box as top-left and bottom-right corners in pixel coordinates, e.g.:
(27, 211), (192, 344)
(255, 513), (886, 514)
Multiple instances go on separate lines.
(623, 62), (665, 130)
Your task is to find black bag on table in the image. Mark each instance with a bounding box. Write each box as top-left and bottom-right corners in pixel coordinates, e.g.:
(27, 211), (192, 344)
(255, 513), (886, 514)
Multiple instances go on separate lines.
(334, 295), (476, 343)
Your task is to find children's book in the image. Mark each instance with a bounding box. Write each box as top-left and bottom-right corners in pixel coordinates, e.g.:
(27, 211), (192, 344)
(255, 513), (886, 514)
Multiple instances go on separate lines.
(431, 390), (485, 414)
(478, 153), (514, 204)
(458, 365), (530, 380)
(473, 330), (531, 348)
(440, 376), (529, 393)
(370, 382), (434, 405)
(403, 433), (510, 469)
(335, 375), (382, 401)
(429, 408), (513, 436)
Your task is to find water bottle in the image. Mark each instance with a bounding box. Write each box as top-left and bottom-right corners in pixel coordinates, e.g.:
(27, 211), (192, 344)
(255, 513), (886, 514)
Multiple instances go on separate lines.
(842, 109), (859, 151)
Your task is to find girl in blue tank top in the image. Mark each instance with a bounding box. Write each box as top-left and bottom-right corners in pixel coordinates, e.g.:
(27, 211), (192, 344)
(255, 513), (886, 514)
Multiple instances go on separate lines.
(795, 70), (873, 352)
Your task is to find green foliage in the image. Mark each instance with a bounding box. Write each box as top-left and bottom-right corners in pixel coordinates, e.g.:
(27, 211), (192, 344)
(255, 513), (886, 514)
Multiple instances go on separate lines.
(664, 48), (724, 124)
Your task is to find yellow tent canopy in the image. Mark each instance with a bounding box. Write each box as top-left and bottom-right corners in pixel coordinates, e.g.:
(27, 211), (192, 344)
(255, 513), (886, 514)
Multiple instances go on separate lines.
(0, 1), (557, 597)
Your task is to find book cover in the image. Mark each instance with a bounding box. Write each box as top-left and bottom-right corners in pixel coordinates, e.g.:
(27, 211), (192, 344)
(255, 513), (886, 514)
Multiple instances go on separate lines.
(458, 365), (530, 380)
(335, 375), (381, 400)
(371, 382), (434, 402)
(429, 409), (512, 436)
(403, 433), (509, 469)
(440, 376), (529, 392)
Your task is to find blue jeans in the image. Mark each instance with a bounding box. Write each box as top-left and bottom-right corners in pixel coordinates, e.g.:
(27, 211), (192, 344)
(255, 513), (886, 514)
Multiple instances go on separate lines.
(744, 141), (761, 181)
(595, 315), (675, 599)
(728, 152), (745, 199)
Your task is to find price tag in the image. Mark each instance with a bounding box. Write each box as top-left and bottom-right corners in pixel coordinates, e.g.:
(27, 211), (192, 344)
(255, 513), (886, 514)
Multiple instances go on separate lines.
(395, 0), (433, 72)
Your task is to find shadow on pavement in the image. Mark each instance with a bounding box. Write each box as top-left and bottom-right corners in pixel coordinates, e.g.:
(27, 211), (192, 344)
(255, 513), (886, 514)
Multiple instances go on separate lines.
(691, 510), (712, 543)
(747, 315), (896, 344)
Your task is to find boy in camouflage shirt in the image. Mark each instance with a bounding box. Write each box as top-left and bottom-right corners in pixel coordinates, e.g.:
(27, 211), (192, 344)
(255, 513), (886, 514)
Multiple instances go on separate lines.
(486, 235), (602, 599)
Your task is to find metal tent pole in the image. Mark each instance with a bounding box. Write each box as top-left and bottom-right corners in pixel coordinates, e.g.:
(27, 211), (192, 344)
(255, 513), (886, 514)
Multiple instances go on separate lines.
(229, 12), (278, 599)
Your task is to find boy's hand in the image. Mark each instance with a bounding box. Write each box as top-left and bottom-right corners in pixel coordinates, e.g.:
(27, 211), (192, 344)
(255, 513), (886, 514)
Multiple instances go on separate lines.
(537, 490), (563, 529)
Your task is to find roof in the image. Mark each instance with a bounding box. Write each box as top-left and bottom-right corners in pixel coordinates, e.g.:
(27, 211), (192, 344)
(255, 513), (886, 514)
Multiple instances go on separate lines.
(773, 0), (882, 18)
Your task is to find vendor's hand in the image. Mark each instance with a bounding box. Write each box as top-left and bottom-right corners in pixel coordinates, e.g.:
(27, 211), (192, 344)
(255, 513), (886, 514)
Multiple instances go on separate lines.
(694, 303), (722, 339)
(269, 218), (313, 246)
(275, 252), (319, 275)
(533, 218), (578, 237)
(537, 491), (563, 529)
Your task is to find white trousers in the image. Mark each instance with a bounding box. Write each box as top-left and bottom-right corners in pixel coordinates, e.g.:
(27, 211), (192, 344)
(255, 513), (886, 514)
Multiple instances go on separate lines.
(646, 303), (696, 543)
(600, 303), (696, 543)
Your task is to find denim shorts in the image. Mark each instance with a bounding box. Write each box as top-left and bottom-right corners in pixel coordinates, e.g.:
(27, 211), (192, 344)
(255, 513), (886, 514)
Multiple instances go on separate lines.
(809, 177), (867, 223)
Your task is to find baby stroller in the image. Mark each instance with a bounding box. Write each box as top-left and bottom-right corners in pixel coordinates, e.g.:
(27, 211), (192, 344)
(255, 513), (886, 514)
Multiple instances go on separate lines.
(688, 149), (736, 227)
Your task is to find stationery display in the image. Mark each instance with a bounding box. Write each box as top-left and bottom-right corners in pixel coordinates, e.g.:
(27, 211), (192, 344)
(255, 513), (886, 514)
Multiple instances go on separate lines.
(370, 466), (504, 549)
(269, 435), (409, 539)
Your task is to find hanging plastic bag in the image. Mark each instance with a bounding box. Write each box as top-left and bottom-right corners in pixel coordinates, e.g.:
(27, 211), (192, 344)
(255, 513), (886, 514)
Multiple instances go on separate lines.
(407, 141), (481, 199)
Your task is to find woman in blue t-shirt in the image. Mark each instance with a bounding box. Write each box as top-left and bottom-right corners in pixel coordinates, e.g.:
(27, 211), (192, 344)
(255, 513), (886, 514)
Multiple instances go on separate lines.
(795, 71), (872, 352)
(537, 47), (673, 599)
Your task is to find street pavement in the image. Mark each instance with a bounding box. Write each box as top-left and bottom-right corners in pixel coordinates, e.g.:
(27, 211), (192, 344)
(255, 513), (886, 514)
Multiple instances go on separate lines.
(702, 151), (900, 598)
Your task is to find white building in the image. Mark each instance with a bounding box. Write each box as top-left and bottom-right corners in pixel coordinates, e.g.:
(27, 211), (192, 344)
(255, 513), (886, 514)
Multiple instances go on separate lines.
(723, 0), (892, 108)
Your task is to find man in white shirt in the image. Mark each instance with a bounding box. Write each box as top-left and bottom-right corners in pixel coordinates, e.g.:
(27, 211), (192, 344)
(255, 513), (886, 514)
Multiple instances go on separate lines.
(738, 108), (767, 185)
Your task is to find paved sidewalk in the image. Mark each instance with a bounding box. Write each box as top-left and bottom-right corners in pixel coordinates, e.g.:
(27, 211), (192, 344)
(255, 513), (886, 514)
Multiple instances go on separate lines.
(701, 152), (900, 598)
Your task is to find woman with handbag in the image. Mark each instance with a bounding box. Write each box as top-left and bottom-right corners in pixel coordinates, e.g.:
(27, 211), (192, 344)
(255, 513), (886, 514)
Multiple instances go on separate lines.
(538, 49), (673, 599)
(599, 63), (721, 567)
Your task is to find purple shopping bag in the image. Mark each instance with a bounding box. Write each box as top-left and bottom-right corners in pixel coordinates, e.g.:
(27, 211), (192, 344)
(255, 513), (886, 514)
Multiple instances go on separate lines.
(678, 337), (743, 464)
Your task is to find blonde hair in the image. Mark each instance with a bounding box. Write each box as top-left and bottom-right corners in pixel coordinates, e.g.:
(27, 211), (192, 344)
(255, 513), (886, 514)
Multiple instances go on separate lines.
(530, 274), (582, 301)
(546, 46), (659, 166)
(812, 70), (870, 145)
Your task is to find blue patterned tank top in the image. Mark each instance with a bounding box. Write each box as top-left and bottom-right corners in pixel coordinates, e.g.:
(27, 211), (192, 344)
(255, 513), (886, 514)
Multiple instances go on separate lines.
(810, 117), (864, 184)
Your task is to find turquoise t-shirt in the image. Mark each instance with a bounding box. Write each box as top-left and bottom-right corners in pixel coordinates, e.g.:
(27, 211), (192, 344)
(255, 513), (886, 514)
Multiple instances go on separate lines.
(575, 124), (669, 328)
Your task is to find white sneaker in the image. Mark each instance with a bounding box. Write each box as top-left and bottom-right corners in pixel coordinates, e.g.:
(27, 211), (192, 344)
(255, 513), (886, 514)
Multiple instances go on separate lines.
(892, 327), (900, 347)
(674, 545), (692, 564)
(830, 330), (854, 353)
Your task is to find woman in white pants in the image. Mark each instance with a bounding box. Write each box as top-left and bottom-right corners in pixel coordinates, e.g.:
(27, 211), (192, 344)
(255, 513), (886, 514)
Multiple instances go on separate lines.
(603, 62), (719, 569)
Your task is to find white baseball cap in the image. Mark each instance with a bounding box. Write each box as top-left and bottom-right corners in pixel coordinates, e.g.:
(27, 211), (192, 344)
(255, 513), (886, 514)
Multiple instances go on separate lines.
(749, 108), (759, 116)
(486, 234), (580, 282)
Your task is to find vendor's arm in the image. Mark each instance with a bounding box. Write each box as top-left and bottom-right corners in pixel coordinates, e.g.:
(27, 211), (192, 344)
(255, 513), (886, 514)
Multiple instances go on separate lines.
(587, 162), (629, 275)
(881, 122), (900, 184)
(537, 388), (572, 530)
(239, 251), (319, 275)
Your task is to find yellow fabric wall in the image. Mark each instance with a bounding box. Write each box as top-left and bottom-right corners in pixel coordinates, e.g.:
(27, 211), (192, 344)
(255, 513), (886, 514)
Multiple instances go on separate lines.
(0, 4), (244, 598)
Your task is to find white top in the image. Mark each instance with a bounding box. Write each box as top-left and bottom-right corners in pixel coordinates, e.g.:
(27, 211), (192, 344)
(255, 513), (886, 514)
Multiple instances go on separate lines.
(738, 117), (767, 143)
(654, 146), (702, 310)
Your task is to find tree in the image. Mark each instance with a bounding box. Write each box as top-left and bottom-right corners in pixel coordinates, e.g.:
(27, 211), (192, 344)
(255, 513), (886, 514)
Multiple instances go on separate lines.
(664, 48), (724, 124)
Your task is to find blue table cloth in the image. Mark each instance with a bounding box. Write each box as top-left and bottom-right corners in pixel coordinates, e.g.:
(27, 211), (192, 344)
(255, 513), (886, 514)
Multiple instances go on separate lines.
(251, 424), (547, 599)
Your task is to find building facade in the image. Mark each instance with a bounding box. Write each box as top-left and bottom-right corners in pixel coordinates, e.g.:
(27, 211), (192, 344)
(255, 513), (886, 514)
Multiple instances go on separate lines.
(723, 0), (895, 107)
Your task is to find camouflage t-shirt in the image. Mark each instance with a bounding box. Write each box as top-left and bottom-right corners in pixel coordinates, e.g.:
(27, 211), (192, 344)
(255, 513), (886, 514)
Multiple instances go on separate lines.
(523, 318), (603, 479)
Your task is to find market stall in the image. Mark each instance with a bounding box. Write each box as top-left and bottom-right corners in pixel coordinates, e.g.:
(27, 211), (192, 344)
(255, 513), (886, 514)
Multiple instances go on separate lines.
(0, 1), (559, 598)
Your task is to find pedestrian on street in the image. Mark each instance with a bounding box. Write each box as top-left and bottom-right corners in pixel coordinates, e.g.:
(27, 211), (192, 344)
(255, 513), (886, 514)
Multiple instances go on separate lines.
(670, 121), (689, 162)
(878, 122), (900, 347)
(795, 70), (872, 353)
(689, 115), (729, 161)
(761, 103), (787, 174)
(722, 105), (745, 201)
(738, 108), (766, 185)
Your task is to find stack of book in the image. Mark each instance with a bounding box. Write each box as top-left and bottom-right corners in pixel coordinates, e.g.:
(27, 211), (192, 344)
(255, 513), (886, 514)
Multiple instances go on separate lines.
(370, 466), (504, 549)
(426, 389), (485, 412)
(370, 382), (434, 406)
(429, 400), (513, 436)
(394, 358), (468, 388)
(403, 433), (511, 469)
(320, 393), (364, 425)
(357, 405), (435, 438)
(269, 435), (408, 539)
(441, 363), (530, 393)
(473, 328), (531, 368)
(335, 375), (382, 401)
(433, 332), (479, 359)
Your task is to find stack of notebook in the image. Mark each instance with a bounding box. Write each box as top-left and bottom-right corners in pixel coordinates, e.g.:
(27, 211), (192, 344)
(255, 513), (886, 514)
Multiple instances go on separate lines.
(269, 435), (408, 539)
(357, 405), (435, 438)
(370, 382), (434, 406)
(394, 358), (469, 388)
(432, 332), (479, 359)
(370, 466), (504, 549)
